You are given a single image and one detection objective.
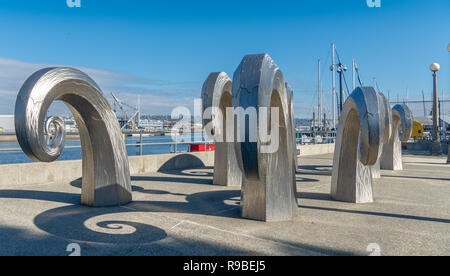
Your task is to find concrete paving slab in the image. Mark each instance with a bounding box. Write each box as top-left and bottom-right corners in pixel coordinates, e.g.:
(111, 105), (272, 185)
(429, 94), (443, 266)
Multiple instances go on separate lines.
(0, 153), (448, 256)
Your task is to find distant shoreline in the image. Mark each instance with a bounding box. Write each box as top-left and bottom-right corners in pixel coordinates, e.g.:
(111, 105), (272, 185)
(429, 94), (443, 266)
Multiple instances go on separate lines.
(0, 134), (80, 143)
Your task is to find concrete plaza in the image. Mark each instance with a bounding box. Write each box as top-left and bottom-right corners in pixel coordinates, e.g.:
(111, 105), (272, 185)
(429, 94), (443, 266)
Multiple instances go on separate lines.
(0, 153), (448, 256)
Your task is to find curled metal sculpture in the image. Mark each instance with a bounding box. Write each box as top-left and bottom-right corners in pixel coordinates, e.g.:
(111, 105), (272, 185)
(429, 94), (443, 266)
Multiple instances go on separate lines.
(201, 72), (242, 186)
(286, 83), (299, 206)
(380, 104), (413, 171)
(286, 83), (299, 173)
(370, 92), (392, 179)
(15, 67), (132, 207)
(232, 54), (297, 221)
(331, 87), (382, 203)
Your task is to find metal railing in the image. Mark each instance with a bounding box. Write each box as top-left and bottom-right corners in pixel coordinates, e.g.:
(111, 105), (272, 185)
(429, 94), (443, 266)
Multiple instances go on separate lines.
(0, 139), (215, 155)
(0, 129), (215, 155)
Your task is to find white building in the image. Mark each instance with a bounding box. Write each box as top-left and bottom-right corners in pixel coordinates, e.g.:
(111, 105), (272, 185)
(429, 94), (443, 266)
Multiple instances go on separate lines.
(63, 117), (79, 133)
(140, 119), (164, 132)
(0, 115), (15, 133)
(415, 115), (450, 132)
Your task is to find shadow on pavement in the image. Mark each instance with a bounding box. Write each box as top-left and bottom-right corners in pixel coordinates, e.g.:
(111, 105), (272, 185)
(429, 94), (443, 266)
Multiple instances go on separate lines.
(297, 165), (332, 176)
(299, 204), (450, 224)
(158, 154), (206, 172)
(0, 186), (243, 254)
(382, 174), (450, 182)
(298, 192), (332, 201)
(131, 175), (213, 185)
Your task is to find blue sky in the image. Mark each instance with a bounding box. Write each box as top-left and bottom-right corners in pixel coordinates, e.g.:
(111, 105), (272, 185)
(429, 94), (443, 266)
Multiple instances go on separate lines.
(0, 0), (449, 117)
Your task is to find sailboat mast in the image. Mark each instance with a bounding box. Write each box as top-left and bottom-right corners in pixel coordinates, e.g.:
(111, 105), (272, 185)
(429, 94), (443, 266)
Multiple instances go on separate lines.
(422, 90), (427, 116)
(352, 58), (356, 90)
(318, 59), (322, 129)
(332, 43), (336, 129)
(406, 87), (409, 105)
(137, 95), (141, 127)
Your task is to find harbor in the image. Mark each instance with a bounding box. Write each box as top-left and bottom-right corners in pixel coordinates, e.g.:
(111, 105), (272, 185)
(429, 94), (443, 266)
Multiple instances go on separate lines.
(0, 0), (449, 259)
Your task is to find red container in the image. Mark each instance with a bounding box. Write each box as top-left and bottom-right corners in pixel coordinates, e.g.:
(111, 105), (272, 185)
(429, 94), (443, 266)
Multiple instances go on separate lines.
(190, 144), (215, 152)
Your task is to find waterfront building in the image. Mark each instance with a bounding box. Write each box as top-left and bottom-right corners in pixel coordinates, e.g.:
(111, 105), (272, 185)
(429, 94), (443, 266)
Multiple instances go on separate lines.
(0, 115), (14, 133)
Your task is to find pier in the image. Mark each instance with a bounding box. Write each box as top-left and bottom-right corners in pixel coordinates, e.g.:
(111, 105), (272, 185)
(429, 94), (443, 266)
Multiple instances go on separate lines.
(0, 149), (448, 256)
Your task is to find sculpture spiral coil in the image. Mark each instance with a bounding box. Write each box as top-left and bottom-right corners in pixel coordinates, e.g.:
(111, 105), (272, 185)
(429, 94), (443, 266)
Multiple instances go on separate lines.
(370, 92), (392, 178)
(331, 87), (383, 203)
(380, 104), (413, 171)
(286, 83), (298, 173)
(201, 72), (242, 187)
(286, 83), (299, 204)
(15, 67), (132, 207)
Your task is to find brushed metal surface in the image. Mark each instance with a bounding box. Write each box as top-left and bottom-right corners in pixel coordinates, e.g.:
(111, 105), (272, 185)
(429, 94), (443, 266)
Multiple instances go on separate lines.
(380, 104), (413, 171)
(15, 67), (132, 207)
(201, 72), (242, 186)
(286, 83), (298, 172)
(232, 54), (297, 221)
(370, 92), (392, 179)
(331, 87), (382, 203)
(286, 83), (299, 209)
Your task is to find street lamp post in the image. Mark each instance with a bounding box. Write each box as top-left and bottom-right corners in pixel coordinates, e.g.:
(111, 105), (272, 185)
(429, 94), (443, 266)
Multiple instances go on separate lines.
(430, 63), (442, 155)
(337, 62), (347, 115)
(447, 45), (450, 163)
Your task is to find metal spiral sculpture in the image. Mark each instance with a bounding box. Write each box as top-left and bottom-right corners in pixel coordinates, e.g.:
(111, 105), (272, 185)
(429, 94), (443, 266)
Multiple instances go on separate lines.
(370, 92), (392, 178)
(286, 83), (299, 206)
(15, 67), (132, 207)
(201, 72), (242, 186)
(286, 83), (298, 173)
(380, 104), (413, 171)
(232, 54), (297, 221)
(331, 87), (383, 203)
(43, 116), (66, 158)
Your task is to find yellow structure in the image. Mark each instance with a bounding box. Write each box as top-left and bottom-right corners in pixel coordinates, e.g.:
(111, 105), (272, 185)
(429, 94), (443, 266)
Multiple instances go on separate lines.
(411, 121), (424, 138)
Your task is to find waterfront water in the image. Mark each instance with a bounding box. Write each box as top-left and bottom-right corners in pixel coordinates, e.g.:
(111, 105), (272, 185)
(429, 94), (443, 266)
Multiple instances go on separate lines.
(0, 134), (212, 165)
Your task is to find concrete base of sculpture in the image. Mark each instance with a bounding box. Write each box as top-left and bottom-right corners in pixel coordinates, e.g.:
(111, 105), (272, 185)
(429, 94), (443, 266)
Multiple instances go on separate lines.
(331, 87), (382, 203)
(213, 142), (242, 186)
(380, 130), (403, 170)
(332, 138), (375, 204)
(370, 160), (381, 179)
(240, 177), (298, 222)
